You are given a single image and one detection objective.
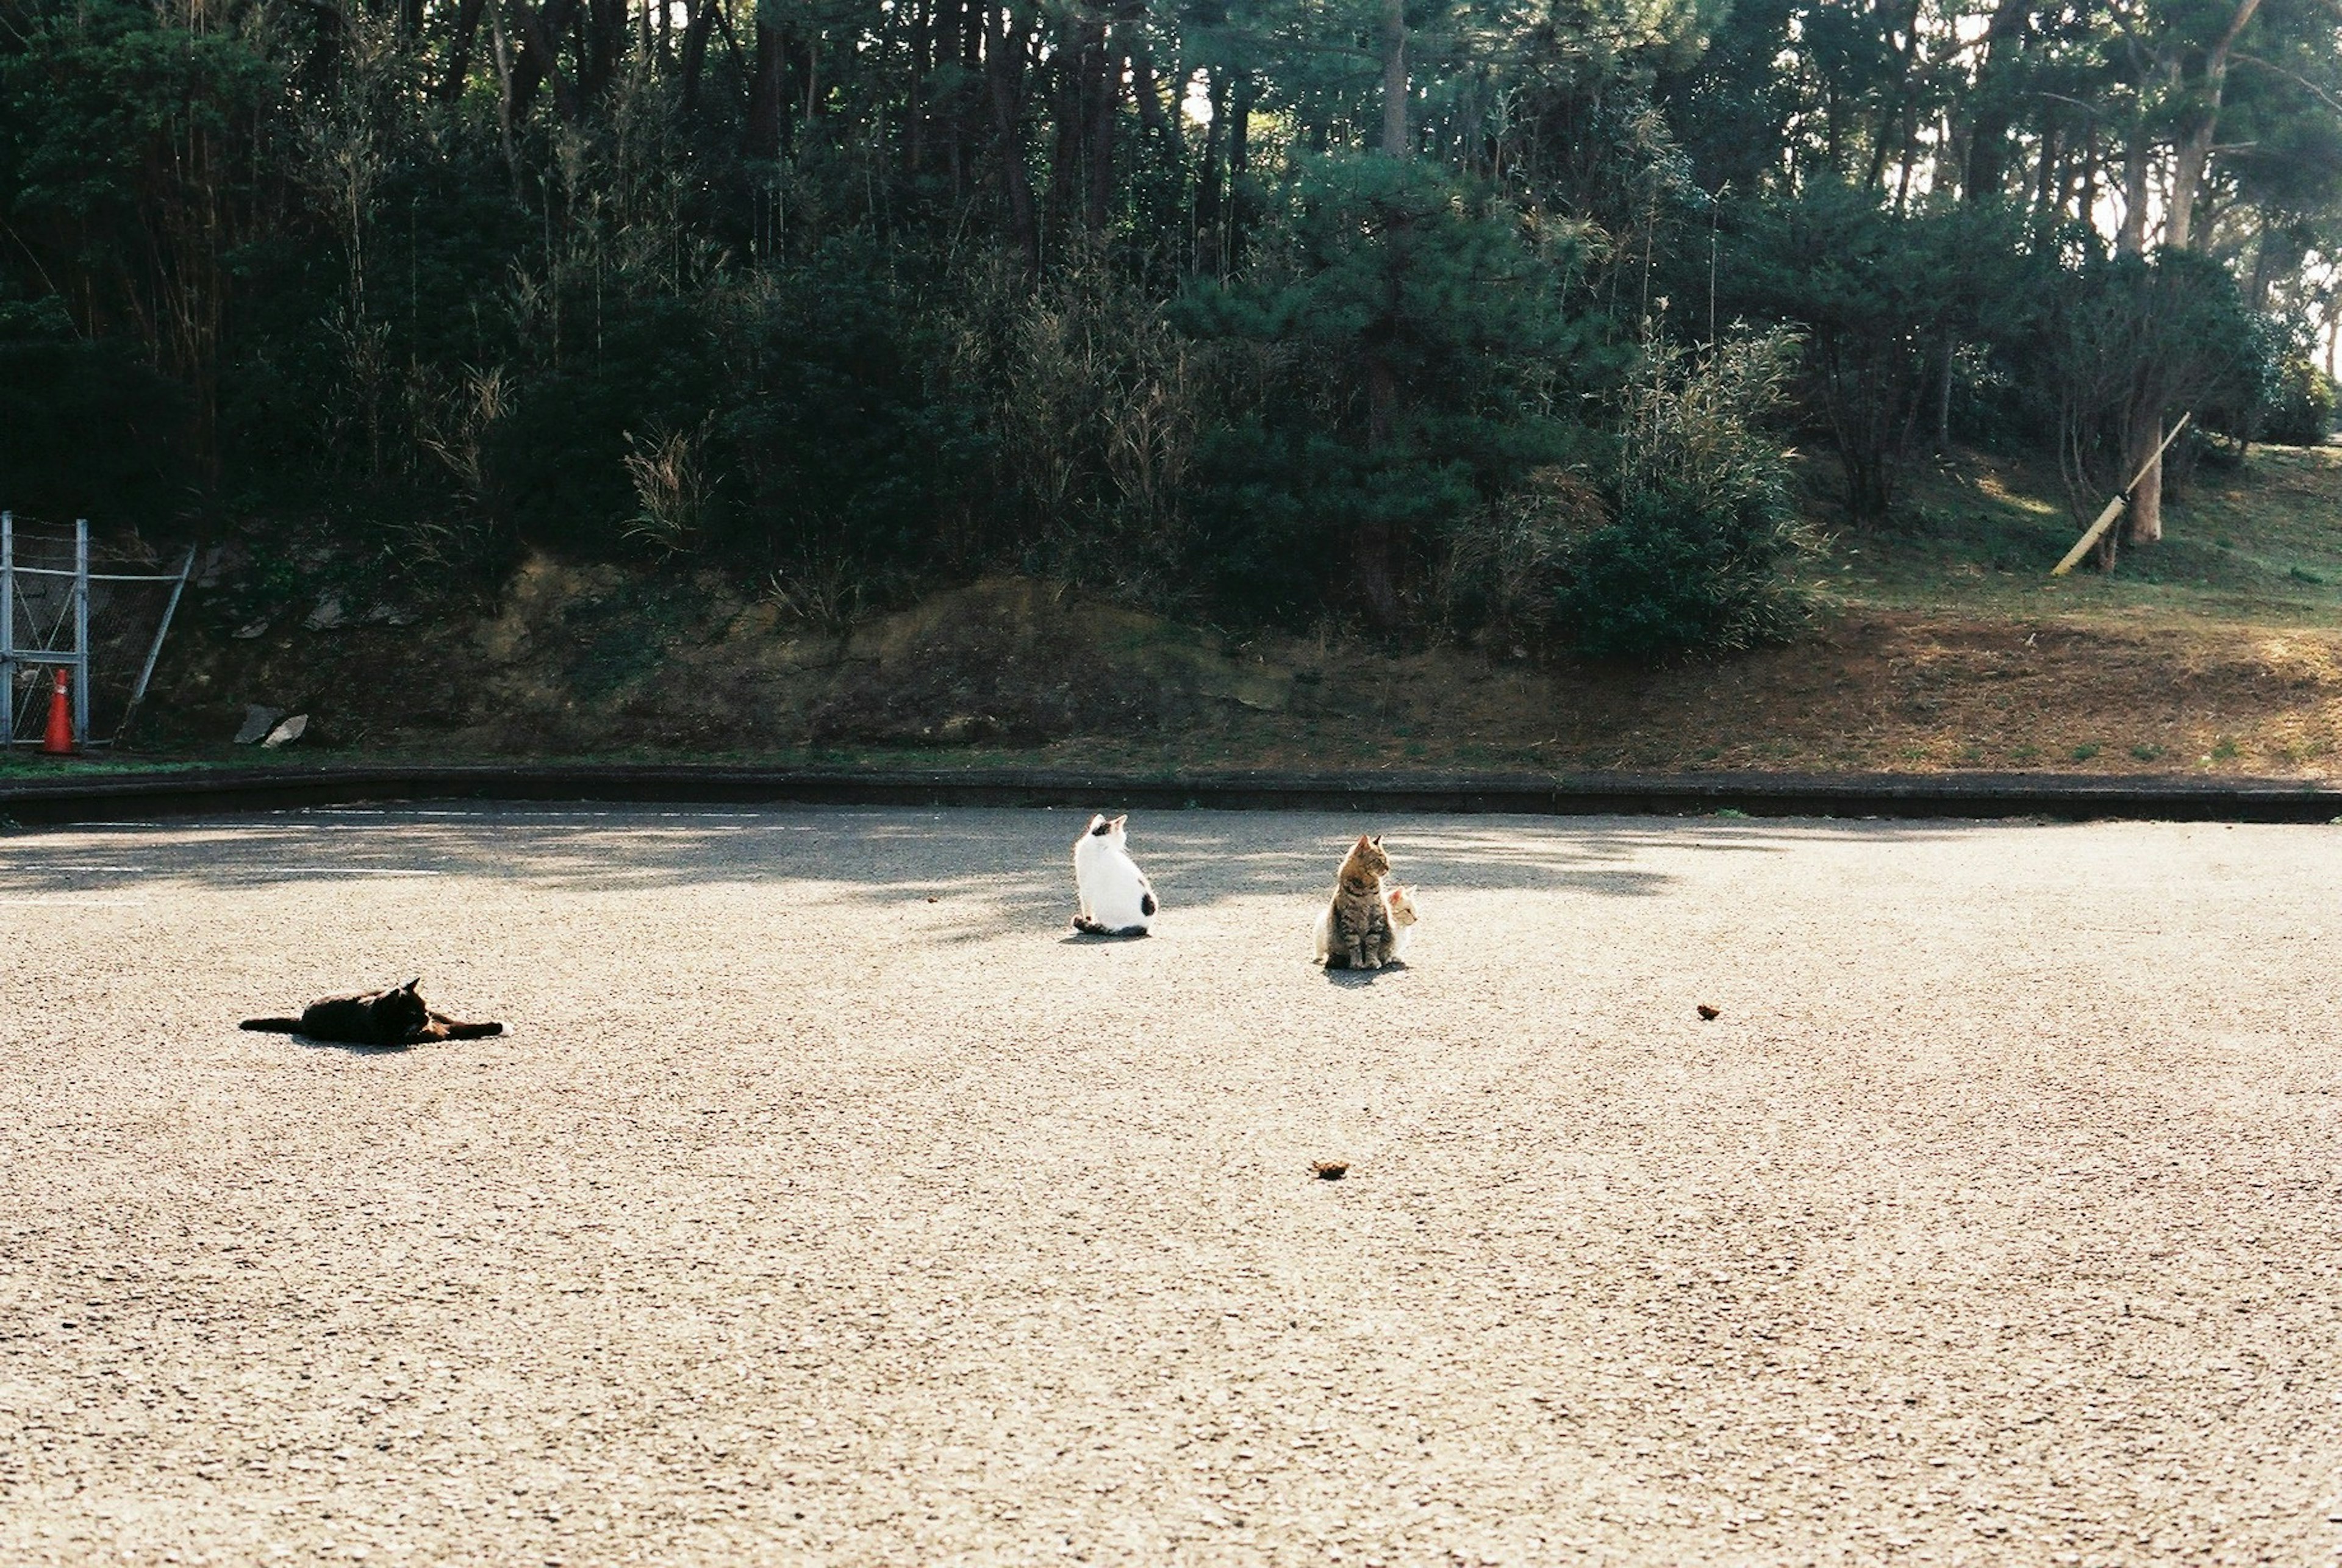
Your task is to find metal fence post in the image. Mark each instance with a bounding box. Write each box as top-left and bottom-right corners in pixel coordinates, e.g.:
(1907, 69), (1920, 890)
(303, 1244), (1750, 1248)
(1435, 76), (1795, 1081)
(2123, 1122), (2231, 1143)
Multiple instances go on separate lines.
(1, 510), (13, 745)
(73, 517), (90, 745)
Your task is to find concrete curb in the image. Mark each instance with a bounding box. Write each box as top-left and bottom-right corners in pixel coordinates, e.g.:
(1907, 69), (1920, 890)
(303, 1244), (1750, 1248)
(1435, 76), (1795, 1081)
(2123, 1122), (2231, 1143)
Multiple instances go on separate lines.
(2, 762), (2340, 826)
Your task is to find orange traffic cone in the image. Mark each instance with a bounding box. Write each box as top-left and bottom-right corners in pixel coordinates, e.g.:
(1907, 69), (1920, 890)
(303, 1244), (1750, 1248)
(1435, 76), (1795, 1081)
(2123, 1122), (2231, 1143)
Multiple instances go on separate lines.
(40, 667), (74, 756)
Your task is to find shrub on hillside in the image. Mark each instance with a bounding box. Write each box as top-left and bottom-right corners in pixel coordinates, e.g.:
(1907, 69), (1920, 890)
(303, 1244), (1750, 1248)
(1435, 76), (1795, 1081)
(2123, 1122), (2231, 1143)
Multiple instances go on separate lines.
(2259, 356), (2338, 447)
(1555, 328), (1817, 658)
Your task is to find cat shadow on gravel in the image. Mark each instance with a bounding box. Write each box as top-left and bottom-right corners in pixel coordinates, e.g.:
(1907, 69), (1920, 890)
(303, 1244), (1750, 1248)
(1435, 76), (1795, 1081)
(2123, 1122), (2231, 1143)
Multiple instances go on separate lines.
(285, 1034), (422, 1056)
(1322, 959), (1406, 986)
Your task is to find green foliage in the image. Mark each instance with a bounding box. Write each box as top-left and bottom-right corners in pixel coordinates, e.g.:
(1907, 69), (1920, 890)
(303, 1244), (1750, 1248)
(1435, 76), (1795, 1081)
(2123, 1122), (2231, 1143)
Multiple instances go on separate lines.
(1556, 329), (1816, 657)
(718, 245), (987, 598)
(1178, 156), (1595, 624)
(2256, 356), (2338, 447)
(1720, 181), (2032, 520)
(0, 295), (188, 518)
(2039, 247), (2271, 511)
(1436, 328), (1814, 658)
(0, 0), (2335, 656)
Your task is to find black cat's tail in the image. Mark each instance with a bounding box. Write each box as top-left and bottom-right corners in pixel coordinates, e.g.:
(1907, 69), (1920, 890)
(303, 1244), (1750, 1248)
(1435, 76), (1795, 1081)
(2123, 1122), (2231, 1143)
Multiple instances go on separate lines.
(240, 1017), (303, 1033)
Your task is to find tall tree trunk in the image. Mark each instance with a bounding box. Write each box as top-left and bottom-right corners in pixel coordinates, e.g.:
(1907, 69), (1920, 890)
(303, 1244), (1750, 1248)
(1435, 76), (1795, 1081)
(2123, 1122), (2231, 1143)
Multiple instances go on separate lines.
(2118, 410), (2166, 546)
(1963, 0), (2031, 198)
(1380, 0), (1407, 157)
(905, 0), (931, 176)
(2113, 97), (2169, 545)
(1082, 22), (1116, 236)
(1128, 37), (1183, 160)
(2166, 0), (2263, 251)
(1195, 68), (1227, 274)
(680, 0), (717, 115)
(488, 9), (525, 198)
(983, 3), (1042, 274)
(2116, 112), (2151, 255)
(1864, 2), (1922, 196)
(1226, 68), (1254, 268)
(507, 0), (582, 120)
(439, 0), (489, 101)
(1356, 354), (1404, 629)
(747, 10), (790, 158)
(953, 0), (981, 200)
(2030, 108), (2061, 243)
(1045, 26), (1081, 244)
(578, 0), (623, 102)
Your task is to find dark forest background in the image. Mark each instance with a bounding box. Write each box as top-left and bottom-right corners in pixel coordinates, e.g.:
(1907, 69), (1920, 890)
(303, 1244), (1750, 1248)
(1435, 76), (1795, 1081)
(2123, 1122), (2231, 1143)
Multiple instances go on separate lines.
(4, 0), (2339, 656)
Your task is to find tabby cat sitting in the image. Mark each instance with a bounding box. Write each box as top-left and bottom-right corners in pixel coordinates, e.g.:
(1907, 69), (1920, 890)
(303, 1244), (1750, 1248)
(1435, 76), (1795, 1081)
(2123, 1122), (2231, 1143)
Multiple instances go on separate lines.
(1319, 834), (1397, 970)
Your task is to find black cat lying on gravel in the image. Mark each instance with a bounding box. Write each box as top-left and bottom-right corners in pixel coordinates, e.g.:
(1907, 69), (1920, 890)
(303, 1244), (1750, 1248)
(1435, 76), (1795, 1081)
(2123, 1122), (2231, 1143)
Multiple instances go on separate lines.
(240, 979), (503, 1047)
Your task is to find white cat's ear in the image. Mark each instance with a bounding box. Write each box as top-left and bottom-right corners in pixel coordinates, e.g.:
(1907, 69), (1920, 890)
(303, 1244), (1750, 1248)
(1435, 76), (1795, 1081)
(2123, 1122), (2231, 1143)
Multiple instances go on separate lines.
(1112, 815), (1128, 831)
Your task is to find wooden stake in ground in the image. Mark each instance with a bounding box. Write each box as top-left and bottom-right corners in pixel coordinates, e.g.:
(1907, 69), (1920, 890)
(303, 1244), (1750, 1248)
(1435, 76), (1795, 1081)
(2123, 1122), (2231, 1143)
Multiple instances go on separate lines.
(2051, 413), (2193, 577)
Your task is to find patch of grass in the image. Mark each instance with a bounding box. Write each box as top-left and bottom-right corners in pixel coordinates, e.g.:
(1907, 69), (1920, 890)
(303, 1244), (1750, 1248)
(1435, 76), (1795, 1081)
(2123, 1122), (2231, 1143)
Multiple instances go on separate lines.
(2071, 743), (2100, 761)
(1819, 445), (2342, 628)
(2211, 739), (2239, 762)
(2131, 742), (2165, 762)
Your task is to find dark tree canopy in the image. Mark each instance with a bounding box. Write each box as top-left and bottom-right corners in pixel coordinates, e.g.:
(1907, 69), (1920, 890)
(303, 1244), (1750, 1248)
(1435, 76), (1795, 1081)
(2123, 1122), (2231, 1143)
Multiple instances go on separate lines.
(1, 0), (2335, 651)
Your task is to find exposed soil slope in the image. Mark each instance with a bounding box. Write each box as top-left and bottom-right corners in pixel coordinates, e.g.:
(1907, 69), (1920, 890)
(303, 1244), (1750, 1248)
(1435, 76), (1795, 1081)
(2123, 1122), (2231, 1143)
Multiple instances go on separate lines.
(128, 560), (2342, 778)
(71, 441), (2340, 777)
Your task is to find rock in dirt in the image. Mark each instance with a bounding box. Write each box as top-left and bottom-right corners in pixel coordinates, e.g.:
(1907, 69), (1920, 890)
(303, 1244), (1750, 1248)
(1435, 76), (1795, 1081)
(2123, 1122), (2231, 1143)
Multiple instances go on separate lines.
(304, 596), (347, 631)
(234, 705), (285, 745)
(1311, 1161), (1349, 1181)
(261, 714), (309, 749)
(232, 619), (272, 640)
(1697, 1004), (1721, 1020)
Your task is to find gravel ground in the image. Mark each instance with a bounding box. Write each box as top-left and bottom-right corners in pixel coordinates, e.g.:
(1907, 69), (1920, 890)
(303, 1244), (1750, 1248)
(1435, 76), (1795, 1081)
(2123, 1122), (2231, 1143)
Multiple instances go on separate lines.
(1, 804), (2338, 1567)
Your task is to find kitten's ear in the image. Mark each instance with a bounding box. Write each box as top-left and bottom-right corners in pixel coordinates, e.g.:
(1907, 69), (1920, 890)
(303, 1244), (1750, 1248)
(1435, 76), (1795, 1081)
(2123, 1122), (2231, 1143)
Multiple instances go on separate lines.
(404, 978), (421, 993)
(1353, 833), (1370, 848)
(1112, 814), (1128, 831)
(1372, 835), (1383, 847)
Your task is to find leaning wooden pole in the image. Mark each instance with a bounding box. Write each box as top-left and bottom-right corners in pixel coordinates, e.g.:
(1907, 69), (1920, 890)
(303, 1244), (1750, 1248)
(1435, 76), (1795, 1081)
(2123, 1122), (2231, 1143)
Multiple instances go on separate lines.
(2050, 413), (2193, 577)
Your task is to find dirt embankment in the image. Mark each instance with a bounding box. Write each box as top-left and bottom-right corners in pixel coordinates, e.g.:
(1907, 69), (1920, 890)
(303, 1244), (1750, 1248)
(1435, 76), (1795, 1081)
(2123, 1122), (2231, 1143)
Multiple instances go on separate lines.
(137, 553), (2342, 775)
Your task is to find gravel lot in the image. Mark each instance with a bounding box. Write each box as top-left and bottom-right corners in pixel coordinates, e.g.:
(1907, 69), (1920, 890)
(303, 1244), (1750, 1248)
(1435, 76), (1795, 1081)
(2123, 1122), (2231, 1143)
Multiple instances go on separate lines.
(1, 803), (2338, 1567)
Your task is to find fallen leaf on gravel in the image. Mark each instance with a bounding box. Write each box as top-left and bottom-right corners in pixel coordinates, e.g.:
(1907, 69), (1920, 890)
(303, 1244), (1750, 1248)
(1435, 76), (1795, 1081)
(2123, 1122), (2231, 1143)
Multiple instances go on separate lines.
(1697, 1004), (1721, 1020)
(1311, 1161), (1348, 1181)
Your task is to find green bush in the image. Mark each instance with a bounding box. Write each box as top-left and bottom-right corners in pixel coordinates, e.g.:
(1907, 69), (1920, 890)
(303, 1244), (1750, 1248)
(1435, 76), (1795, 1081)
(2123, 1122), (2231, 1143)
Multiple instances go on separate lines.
(1550, 329), (1816, 658)
(2260, 356), (2337, 447)
(1555, 484), (1811, 658)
